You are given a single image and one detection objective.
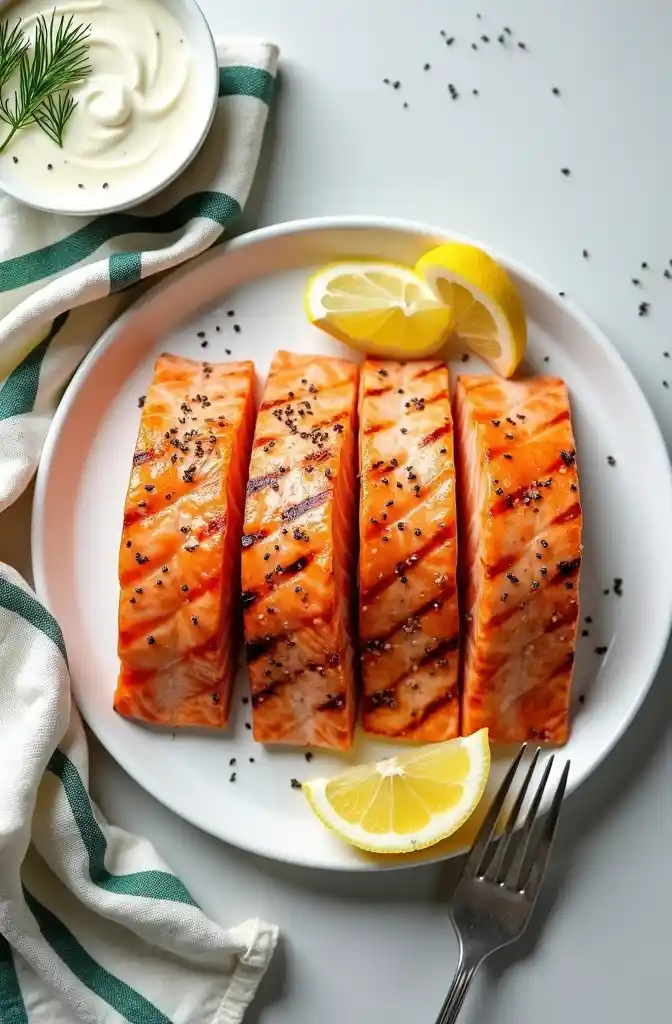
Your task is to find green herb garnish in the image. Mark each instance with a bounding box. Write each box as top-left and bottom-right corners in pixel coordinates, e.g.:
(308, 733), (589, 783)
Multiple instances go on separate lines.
(0, 12), (91, 155)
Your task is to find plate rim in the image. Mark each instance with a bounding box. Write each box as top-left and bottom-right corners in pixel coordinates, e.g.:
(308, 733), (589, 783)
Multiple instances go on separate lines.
(31, 214), (672, 870)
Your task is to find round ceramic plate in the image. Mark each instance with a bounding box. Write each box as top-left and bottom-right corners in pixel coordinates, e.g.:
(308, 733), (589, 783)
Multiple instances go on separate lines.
(32, 217), (672, 870)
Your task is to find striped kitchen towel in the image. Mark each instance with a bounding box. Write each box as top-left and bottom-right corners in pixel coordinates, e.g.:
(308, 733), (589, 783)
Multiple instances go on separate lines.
(0, 38), (279, 1024)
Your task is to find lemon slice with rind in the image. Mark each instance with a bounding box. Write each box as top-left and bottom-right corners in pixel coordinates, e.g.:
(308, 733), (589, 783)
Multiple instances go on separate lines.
(305, 261), (453, 359)
(302, 729), (490, 855)
(415, 243), (527, 377)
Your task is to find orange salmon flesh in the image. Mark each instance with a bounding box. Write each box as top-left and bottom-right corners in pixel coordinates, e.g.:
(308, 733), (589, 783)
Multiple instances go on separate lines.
(454, 375), (582, 744)
(114, 353), (256, 728)
(241, 350), (359, 750)
(358, 359), (460, 741)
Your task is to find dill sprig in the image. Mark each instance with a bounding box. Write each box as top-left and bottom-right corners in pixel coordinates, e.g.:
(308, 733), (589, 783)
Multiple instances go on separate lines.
(0, 12), (91, 155)
(0, 18), (29, 90)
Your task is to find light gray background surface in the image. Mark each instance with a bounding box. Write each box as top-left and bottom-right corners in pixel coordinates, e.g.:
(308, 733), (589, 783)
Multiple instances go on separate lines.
(3, 1), (671, 1021)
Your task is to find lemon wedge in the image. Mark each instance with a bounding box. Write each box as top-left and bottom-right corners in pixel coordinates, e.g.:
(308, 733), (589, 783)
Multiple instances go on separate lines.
(415, 243), (527, 377)
(304, 261), (453, 359)
(302, 729), (490, 855)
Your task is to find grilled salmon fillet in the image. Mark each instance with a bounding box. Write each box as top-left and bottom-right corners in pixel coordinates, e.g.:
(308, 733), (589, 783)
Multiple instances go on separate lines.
(358, 359), (460, 741)
(241, 350), (358, 750)
(114, 353), (256, 728)
(454, 375), (582, 744)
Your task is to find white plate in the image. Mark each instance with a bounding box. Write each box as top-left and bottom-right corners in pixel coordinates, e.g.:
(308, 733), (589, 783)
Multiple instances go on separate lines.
(32, 217), (672, 871)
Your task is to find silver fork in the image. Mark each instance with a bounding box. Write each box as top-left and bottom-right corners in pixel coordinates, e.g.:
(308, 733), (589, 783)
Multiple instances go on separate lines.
(434, 745), (570, 1024)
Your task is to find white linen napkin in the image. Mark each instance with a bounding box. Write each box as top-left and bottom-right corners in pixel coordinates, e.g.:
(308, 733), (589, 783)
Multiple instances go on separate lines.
(0, 37), (279, 1024)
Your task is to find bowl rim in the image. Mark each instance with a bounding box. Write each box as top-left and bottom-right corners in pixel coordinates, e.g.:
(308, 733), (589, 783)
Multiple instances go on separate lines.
(0, 0), (219, 217)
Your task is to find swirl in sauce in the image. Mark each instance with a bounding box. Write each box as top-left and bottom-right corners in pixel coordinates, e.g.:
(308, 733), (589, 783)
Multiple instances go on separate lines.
(1, 0), (201, 200)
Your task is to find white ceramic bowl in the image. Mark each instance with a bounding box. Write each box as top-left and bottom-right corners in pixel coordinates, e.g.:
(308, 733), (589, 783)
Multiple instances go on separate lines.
(0, 0), (218, 216)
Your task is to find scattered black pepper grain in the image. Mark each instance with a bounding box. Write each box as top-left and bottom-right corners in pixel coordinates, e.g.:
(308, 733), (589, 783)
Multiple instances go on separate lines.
(481, 35), (490, 42)
(78, 183), (84, 189)
(424, 63), (431, 70)
(229, 757), (236, 766)
(638, 302), (650, 317)
(585, 615), (593, 623)
(225, 348), (231, 356)
(147, 636), (155, 645)
(578, 695), (586, 705)
(229, 772), (237, 783)
(541, 539), (548, 548)
(607, 455), (616, 466)
(446, 36), (455, 45)
(201, 341), (208, 348)
(595, 646), (608, 656)
(641, 262), (649, 269)
(582, 629), (589, 637)
(582, 249), (589, 259)
(603, 588), (610, 596)
(543, 356), (550, 362)
(403, 101), (409, 109)
(471, 42), (478, 50)
(504, 26), (512, 34)
(138, 395), (146, 408)
(305, 752), (313, 762)
(613, 577), (623, 596)
(473, 89), (479, 96)
(12, 156), (18, 163)
(561, 168), (571, 176)
(383, 77), (390, 84)
(290, 778), (302, 789)
(197, 331), (205, 339)
(245, 722), (251, 730)
(552, 87), (560, 96)
(393, 80), (400, 90)
(632, 278), (641, 286)
(559, 291), (566, 297)
(518, 41), (527, 50)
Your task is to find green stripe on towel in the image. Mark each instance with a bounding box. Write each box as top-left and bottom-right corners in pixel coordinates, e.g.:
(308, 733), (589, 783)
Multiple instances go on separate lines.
(0, 577), (67, 663)
(0, 312), (70, 422)
(23, 889), (172, 1024)
(0, 191), (241, 294)
(219, 65), (275, 104)
(47, 749), (198, 906)
(0, 934), (29, 1024)
(109, 253), (142, 293)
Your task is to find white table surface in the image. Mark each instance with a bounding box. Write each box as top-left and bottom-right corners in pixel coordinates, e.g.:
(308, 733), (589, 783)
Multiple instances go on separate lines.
(4, 1), (672, 1021)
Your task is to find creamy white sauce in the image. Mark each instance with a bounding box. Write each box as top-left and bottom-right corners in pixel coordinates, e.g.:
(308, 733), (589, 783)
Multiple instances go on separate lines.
(0, 0), (203, 205)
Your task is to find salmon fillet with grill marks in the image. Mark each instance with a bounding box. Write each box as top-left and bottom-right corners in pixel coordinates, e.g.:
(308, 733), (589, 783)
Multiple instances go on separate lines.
(454, 375), (582, 745)
(241, 350), (358, 750)
(359, 359), (460, 741)
(114, 353), (256, 728)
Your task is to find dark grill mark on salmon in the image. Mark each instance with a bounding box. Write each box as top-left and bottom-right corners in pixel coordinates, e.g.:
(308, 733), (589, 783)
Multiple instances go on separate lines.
(133, 448), (155, 466)
(408, 688), (457, 730)
(360, 523), (456, 604)
(317, 691), (345, 712)
(413, 363), (441, 380)
(281, 488), (332, 523)
(246, 472), (279, 495)
(485, 554), (519, 580)
(550, 502), (582, 527)
(420, 422), (452, 447)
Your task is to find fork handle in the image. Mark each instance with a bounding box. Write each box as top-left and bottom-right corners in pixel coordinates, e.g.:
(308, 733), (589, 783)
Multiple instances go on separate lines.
(434, 955), (481, 1024)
